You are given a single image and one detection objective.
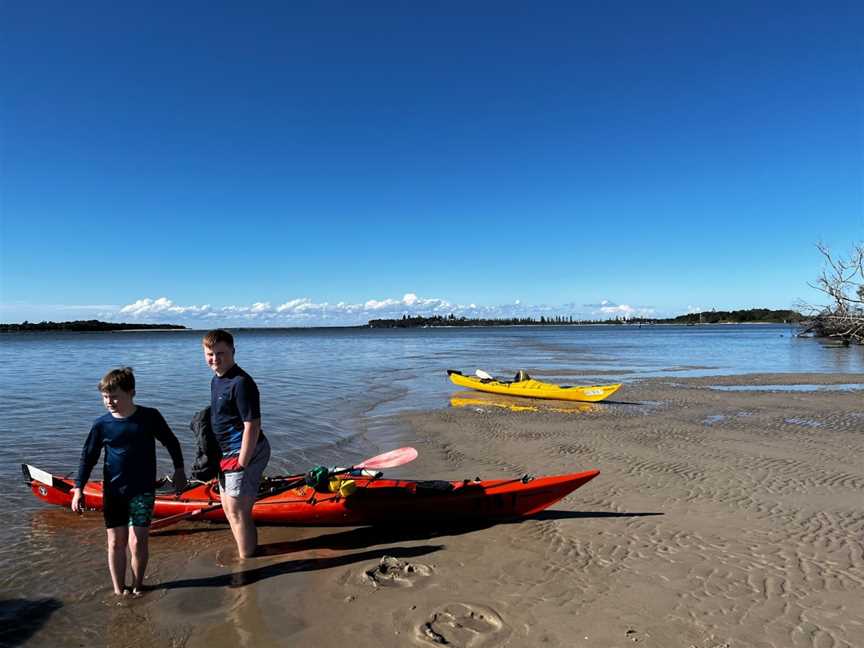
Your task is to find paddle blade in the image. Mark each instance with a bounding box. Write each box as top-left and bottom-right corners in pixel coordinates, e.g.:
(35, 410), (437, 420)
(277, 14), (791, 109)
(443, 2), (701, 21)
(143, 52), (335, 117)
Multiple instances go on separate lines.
(356, 446), (418, 470)
(149, 505), (215, 531)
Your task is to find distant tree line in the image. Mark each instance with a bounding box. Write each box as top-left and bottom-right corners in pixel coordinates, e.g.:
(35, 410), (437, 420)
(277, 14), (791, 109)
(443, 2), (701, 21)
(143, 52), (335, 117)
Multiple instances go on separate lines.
(369, 314), (581, 328)
(669, 309), (802, 325)
(367, 309), (802, 328)
(0, 320), (186, 332)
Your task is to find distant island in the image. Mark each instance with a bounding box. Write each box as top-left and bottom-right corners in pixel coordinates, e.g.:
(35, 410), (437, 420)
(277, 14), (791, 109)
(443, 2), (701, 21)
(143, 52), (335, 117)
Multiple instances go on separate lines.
(0, 320), (186, 332)
(0, 309), (804, 332)
(368, 309), (804, 328)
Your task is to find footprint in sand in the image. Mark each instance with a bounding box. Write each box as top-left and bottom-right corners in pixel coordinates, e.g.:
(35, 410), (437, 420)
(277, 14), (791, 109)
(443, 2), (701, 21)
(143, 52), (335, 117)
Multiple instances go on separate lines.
(415, 602), (510, 647)
(362, 555), (434, 588)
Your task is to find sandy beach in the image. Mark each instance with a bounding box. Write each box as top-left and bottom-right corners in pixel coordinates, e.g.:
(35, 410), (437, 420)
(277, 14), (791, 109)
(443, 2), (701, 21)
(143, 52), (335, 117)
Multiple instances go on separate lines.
(12, 372), (864, 648)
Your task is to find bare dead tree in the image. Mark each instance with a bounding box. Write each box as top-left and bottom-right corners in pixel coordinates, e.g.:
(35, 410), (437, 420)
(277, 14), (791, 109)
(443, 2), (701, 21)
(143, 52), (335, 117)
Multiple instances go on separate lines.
(798, 242), (864, 344)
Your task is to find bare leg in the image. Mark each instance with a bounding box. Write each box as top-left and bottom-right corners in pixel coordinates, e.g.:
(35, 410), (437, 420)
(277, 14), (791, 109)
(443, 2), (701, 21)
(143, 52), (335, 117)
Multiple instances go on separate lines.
(106, 526), (129, 595)
(222, 494), (257, 558)
(128, 526), (150, 593)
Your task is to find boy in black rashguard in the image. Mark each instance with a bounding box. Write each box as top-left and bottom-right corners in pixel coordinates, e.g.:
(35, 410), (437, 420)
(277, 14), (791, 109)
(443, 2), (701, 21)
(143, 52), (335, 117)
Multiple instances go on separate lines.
(71, 367), (186, 596)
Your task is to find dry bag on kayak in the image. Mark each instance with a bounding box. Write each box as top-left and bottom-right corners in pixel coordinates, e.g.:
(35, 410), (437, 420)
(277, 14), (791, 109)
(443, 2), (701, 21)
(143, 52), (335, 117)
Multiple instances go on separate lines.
(190, 407), (222, 481)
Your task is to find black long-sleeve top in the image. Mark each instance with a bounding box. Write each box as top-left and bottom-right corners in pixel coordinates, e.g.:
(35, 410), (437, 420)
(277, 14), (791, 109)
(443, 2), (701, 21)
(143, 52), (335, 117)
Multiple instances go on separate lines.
(75, 406), (184, 497)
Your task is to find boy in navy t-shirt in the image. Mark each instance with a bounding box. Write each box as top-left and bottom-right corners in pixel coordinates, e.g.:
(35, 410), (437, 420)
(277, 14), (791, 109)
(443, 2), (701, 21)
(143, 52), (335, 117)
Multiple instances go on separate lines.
(71, 367), (186, 596)
(202, 329), (270, 559)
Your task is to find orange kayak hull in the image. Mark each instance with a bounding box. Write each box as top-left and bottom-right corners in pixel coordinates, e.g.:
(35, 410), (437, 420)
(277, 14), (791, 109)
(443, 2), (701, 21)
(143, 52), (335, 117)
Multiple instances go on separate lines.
(22, 464), (599, 526)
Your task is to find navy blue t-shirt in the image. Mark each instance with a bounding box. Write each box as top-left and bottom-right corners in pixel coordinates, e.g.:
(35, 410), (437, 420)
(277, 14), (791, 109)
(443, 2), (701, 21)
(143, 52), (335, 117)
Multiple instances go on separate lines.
(210, 364), (261, 457)
(75, 406), (184, 497)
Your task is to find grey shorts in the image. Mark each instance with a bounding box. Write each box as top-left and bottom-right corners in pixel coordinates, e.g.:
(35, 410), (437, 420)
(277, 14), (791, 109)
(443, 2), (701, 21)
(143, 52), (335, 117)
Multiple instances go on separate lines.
(219, 437), (271, 499)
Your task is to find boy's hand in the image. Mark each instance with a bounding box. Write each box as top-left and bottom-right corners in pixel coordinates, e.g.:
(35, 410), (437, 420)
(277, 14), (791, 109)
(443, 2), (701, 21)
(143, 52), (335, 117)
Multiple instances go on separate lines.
(71, 488), (84, 513)
(172, 468), (188, 494)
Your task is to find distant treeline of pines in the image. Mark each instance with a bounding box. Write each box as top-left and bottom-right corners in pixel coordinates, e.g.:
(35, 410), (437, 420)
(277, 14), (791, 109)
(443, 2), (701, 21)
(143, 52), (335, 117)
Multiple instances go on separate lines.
(368, 309), (803, 328)
(0, 320), (186, 332)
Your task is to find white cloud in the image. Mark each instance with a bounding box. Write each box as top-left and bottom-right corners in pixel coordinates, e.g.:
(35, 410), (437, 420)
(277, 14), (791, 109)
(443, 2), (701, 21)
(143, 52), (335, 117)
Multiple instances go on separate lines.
(364, 298), (398, 310)
(103, 293), (669, 326)
(579, 299), (656, 319)
(600, 303), (634, 315)
(598, 303), (657, 318)
(276, 298), (311, 312)
(119, 297), (211, 316)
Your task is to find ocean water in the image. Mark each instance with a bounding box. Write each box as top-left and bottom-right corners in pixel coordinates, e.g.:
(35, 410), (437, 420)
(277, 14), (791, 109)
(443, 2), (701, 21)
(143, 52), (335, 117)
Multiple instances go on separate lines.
(1, 323), (862, 627)
(2, 324), (862, 478)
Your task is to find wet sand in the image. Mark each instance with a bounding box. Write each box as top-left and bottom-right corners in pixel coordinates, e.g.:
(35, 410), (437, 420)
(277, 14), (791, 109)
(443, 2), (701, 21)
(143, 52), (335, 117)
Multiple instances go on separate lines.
(13, 372), (864, 647)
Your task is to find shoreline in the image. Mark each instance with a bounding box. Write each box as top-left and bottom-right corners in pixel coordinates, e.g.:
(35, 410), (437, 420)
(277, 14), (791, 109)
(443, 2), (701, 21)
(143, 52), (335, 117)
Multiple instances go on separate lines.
(288, 372), (864, 647)
(14, 371), (864, 647)
(173, 372), (863, 647)
(1, 321), (805, 333)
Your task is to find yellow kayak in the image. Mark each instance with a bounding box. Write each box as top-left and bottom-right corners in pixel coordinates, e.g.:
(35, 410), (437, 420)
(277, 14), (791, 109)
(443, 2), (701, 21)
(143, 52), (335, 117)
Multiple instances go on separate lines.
(447, 369), (621, 402)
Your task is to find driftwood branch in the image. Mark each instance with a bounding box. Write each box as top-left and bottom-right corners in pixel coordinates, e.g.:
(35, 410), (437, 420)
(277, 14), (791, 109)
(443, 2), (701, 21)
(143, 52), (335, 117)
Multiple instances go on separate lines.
(800, 243), (864, 344)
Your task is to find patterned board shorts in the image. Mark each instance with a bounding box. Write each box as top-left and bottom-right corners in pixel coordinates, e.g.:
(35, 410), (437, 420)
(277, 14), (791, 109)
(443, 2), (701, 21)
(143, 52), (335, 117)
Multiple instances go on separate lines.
(103, 491), (156, 529)
(219, 437), (271, 499)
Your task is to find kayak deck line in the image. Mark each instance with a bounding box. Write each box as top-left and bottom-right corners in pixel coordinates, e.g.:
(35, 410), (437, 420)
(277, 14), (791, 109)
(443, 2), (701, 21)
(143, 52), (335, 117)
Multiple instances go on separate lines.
(22, 463), (600, 526)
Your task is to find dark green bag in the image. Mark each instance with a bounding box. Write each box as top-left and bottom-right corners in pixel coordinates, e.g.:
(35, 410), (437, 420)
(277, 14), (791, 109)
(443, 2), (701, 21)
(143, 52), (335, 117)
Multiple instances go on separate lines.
(304, 466), (330, 491)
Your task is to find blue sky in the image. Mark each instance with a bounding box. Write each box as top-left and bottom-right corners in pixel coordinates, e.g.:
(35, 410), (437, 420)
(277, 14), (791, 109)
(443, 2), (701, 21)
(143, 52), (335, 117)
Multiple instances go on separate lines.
(2, 1), (862, 326)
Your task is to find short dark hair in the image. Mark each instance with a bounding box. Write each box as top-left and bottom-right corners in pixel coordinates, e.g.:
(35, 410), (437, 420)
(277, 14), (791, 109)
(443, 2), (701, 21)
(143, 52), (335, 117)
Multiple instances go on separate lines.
(202, 329), (234, 349)
(98, 367), (135, 393)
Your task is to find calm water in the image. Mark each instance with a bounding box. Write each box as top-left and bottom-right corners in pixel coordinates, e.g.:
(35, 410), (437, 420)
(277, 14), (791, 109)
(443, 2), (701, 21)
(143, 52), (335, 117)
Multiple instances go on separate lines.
(1, 324), (862, 639)
(2, 323), (862, 483)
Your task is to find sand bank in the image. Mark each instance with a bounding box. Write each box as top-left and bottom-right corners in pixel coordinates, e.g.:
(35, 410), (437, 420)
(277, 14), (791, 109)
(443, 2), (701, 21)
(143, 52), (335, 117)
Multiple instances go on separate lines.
(21, 373), (864, 648)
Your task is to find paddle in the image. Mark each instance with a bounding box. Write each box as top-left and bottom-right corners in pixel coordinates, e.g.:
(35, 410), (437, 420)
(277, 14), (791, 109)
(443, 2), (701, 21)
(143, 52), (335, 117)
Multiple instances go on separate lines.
(330, 446), (418, 474)
(150, 446), (418, 531)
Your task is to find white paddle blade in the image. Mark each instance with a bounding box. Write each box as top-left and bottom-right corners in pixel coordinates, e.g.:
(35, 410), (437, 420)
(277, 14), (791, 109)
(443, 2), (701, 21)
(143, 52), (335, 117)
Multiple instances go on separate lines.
(357, 446), (418, 470)
(475, 369), (494, 380)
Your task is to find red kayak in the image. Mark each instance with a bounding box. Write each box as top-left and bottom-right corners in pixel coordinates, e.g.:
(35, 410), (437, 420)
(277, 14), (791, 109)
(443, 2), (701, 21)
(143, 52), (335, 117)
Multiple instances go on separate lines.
(22, 464), (599, 526)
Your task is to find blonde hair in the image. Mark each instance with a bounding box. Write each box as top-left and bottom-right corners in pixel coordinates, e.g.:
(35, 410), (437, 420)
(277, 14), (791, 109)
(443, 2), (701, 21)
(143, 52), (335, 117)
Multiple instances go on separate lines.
(202, 329), (234, 349)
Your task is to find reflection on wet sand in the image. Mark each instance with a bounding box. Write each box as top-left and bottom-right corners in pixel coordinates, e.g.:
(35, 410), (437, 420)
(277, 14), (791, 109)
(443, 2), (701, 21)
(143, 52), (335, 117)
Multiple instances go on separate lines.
(158, 545), (442, 590)
(146, 543), (444, 648)
(12, 505), (239, 647)
(226, 576), (259, 648)
(449, 391), (602, 414)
